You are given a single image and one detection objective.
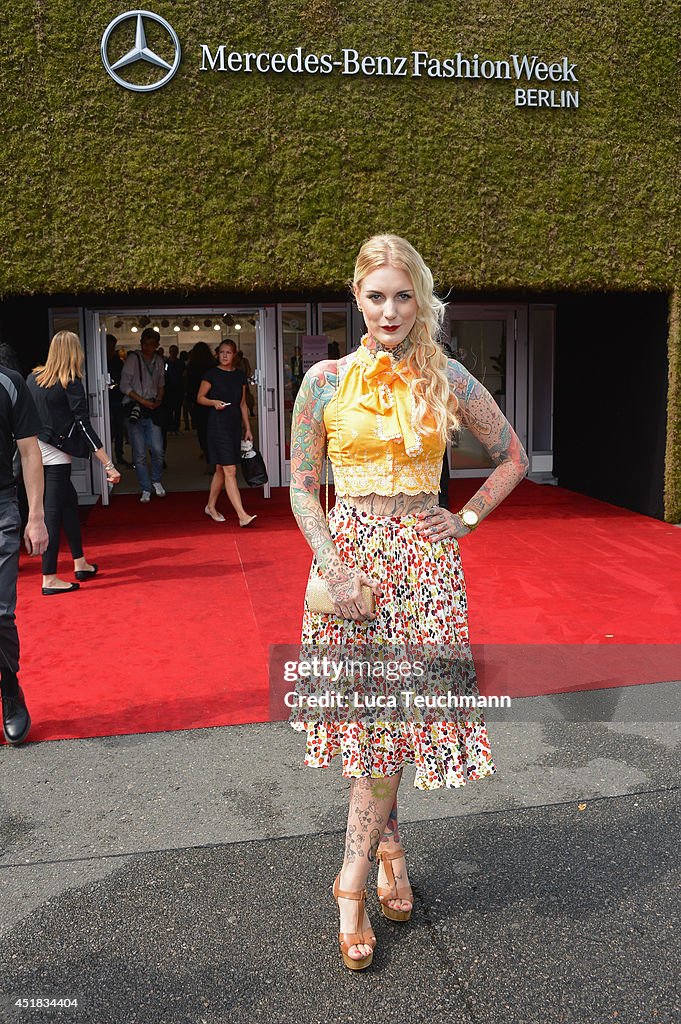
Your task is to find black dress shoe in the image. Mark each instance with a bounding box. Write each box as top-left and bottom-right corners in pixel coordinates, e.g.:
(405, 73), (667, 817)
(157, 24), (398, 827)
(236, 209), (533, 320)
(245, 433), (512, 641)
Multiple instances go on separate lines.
(42, 582), (80, 595)
(2, 685), (31, 745)
(75, 564), (98, 581)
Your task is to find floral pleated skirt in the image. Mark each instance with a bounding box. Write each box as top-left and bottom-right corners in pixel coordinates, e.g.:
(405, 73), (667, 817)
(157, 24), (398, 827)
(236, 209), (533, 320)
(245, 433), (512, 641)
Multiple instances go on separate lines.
(290, 501), (496, 791)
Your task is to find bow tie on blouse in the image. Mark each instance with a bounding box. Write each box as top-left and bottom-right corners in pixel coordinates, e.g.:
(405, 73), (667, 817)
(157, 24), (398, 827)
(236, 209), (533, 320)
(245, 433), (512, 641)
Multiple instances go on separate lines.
(356, 343), (422, 457)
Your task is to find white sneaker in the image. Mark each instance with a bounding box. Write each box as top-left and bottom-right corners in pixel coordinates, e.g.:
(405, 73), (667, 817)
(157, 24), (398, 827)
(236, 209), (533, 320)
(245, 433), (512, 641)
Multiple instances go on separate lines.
(152, 483), (166, 498)
(140, 490), (151, 503)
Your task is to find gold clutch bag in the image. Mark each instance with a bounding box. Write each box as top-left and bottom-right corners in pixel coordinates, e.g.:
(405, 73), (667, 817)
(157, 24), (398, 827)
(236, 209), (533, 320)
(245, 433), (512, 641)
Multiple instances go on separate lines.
(304, 426), (375, 616)
(305, 575), (376, 615)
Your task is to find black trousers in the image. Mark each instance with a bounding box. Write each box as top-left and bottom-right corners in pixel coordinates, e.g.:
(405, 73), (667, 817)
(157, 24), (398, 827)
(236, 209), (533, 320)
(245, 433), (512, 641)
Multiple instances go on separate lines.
(0, 488), (21, 677)
(42, 464), (83, 575)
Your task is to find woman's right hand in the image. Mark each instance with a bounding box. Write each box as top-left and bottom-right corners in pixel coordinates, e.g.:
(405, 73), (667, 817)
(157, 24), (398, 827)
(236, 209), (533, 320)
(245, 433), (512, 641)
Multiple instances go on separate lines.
(326, 568), (382, 622)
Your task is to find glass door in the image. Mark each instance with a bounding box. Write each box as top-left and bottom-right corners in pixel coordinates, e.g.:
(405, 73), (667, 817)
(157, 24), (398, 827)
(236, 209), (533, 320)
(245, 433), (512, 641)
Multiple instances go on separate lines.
(278, 303), (353, 485)
(279, 304), (312, 486)
(84, 311), (112, 505)
(86, 306), (277, 497)
(254, 306), (278, 497)
(316, 303), (352, 360)
(442, 305), (527, 477)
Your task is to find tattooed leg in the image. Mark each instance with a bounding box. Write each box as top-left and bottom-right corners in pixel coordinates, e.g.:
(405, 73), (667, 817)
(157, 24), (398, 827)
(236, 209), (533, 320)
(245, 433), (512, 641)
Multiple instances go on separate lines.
(377, 791), (413, 915)
(337, 774), (401, 960)
(381, 797), (401, 847)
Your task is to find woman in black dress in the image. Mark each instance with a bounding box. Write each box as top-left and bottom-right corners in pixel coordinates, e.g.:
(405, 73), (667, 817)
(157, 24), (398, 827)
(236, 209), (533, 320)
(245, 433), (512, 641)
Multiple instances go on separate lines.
(197, 340), (257, 526)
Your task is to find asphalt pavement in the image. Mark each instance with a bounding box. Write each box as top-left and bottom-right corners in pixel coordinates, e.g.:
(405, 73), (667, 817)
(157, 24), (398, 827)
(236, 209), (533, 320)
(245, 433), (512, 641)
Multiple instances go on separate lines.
(0, 681), (679, 1024)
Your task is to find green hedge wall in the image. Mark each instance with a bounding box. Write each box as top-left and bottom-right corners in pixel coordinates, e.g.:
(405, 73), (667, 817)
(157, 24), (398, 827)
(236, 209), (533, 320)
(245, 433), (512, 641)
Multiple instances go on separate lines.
(1, 1), (680, 517)
(1, 0), (680, 294)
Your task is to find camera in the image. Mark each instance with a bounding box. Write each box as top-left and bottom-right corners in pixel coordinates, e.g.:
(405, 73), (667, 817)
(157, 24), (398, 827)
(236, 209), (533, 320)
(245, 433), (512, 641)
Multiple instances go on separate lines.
(128, 402), (142, 423)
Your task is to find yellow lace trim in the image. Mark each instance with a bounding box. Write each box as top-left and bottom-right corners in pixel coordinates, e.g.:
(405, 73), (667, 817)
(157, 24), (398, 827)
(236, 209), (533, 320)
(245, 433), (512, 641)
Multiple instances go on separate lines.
(331, 457), (442, 497)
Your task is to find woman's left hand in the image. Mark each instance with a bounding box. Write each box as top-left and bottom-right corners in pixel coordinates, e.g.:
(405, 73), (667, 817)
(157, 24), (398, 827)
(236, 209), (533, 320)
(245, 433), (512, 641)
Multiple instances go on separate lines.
(415, 506), (469, 541)
(106, 468), (121, 484)
(244, 429), (253, 443)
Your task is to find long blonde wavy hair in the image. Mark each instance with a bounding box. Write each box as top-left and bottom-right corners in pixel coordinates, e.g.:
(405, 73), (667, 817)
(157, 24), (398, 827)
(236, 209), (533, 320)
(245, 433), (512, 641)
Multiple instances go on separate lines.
(34, 331), (84, 388)
(352, 234), (459, 444)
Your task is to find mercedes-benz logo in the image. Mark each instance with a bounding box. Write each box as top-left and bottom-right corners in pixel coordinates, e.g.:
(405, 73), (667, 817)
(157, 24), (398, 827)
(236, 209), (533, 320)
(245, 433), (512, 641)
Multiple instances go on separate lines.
(101, 10), (181, 92)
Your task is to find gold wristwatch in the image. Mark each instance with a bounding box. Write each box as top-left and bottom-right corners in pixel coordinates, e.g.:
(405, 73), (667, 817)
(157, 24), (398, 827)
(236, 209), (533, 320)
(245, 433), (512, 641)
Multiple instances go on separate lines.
(458, 508), (480, 531)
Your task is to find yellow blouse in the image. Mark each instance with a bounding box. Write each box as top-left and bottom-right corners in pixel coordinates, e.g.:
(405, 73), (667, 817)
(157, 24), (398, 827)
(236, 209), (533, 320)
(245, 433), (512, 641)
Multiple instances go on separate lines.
(324, 339), (445, 497)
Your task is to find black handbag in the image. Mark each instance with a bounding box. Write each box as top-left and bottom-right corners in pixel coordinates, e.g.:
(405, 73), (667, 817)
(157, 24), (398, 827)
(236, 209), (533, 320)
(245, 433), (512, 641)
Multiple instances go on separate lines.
(52, 420), (92, 459)
(241, 448), (268, 486)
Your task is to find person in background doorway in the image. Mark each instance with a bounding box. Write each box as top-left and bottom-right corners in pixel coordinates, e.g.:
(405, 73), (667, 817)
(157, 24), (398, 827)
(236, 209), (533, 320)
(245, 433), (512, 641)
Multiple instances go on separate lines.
(27, 331), (121, 595)
(106, 333), (128, 468)
(290, 345), (304, 400)
(186, 342), (216, 461)
(120, 327), (166, 502)
(179, 351), (191, 429)
(234, 349), (255, 415)
(0, 353), (48, 745)
(163, 344), (185, 434)
(198, 339), (256, 526)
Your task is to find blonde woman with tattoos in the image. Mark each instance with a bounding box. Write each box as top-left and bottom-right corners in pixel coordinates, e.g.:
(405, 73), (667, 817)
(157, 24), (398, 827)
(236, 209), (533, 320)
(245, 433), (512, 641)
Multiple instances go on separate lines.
(289, 234), (529, 970)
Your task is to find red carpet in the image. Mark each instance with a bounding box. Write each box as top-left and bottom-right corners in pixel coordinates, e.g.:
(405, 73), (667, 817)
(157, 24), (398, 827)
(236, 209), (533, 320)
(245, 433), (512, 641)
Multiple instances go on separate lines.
(9, 481), (681, 744)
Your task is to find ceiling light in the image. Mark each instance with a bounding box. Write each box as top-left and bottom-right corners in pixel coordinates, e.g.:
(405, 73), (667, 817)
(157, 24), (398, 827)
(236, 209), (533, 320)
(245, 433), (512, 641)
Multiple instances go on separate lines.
(193, 324), (200, 331)
(234, 322), (242, 331)
(152, 325), (160, 332)
(173, 324), (181, 332)
(131, 325), (138, 333)
(213, 324), (221, 331)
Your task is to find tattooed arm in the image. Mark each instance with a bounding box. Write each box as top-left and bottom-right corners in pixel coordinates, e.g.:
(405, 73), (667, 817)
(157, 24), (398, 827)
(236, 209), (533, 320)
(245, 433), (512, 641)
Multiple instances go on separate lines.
(289, 360), (337, 567)
(448, 358), (529, 521)
(289, 359), (381, 620)
(418, 359), (529, 541)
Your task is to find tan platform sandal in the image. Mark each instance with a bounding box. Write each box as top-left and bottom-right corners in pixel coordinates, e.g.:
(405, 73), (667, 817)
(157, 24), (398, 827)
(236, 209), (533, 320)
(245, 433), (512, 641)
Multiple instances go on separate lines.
(376, 845), (413, 922)
(332, 874), (376, 970)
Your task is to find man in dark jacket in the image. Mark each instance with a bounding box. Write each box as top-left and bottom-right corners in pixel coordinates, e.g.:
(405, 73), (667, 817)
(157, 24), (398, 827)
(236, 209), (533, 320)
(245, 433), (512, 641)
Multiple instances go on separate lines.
(0, 357), (49, 745)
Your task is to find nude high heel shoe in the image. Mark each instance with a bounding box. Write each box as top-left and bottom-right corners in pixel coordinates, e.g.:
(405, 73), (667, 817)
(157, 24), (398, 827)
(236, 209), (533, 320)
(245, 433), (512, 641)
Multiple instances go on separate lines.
(333, 874), (376, 970)
(376, 845), (413, 922)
